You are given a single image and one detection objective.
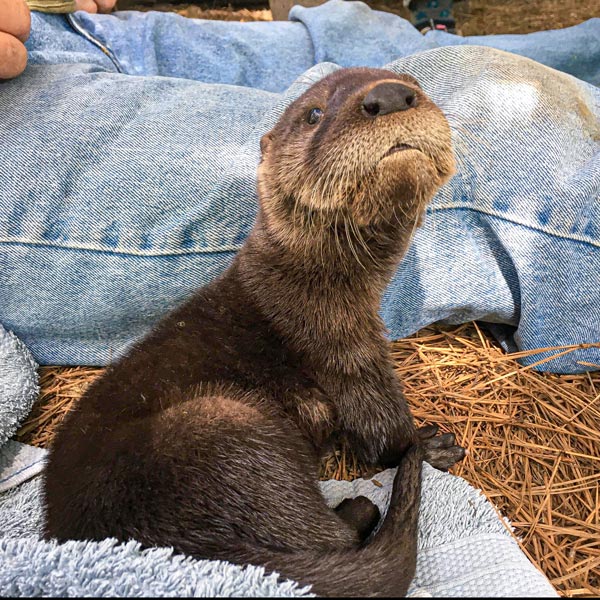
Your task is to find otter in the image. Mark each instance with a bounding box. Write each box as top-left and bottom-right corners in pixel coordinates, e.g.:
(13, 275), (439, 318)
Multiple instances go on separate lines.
(44, 67), (463, 597)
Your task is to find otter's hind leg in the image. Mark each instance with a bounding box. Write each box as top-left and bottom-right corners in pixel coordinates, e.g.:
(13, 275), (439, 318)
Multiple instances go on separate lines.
(335, 496), (381, 542)
(116, 392), (363, 558)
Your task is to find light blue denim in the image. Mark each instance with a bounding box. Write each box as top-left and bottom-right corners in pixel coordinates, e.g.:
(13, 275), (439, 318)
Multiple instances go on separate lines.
(1, 0), (599, 372)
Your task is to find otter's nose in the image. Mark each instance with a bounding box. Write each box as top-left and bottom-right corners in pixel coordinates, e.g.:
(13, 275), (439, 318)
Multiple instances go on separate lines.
(362, 82), (417, 117)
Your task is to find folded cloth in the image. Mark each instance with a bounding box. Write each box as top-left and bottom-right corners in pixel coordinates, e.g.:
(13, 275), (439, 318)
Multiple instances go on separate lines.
(0, 440), (46, 493)
(0, 323), (39, 447)
(0, 457), (558, 597)
(323, 467), (558, 597)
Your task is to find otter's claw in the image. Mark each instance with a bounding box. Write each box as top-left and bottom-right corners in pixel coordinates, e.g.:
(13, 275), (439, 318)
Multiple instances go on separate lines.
(418, 425), (466, 471)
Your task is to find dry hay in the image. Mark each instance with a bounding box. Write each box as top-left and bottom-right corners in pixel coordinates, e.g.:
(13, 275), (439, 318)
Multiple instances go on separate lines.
(393, 324), (600, 598)
(16, 322), (600, 597)
(15, 366), (105, 449)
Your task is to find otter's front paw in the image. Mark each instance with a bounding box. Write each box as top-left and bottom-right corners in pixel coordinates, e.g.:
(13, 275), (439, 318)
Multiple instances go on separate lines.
(418, 424), (466, 471)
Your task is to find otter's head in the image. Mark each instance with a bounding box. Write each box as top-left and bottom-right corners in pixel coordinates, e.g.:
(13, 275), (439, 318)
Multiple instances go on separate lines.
(258, 67), (455, 252)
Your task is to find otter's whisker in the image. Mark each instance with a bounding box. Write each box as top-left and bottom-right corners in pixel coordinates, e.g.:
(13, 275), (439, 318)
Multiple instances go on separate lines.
(350, 217), (378, 270)
(333, 210), (348, 271)
(343, 213), (367, 271)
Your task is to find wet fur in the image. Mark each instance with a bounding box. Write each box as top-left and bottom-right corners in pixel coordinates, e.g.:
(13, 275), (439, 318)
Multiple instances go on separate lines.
(44, 68), (461, 597)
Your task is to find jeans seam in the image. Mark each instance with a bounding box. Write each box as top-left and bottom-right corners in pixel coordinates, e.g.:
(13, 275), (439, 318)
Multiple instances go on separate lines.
(430, 203), (600, 250)
(3, 204), (598, 256)
(4, 202), (599, 255)
(0, 238), (241, 257)
(66, 13), (124, 73)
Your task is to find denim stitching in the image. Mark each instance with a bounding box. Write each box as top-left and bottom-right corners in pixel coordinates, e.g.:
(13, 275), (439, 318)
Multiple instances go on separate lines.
(66, 13), (124, 73)
(0, 458), (46, 485)
(430, 204), (600, 250)
(4, 199), (600, 256)
(0, 238), (242, 257)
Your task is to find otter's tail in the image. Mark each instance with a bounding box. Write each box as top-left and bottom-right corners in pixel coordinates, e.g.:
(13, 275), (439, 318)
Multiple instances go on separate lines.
(235, 445), (423, 598)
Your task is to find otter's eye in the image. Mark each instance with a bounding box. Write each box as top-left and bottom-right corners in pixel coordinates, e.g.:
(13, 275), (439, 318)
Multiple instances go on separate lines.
(307, 108), (323, 125)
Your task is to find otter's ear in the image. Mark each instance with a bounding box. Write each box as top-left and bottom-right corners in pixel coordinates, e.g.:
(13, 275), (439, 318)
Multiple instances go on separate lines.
(260, 132), (273, 156)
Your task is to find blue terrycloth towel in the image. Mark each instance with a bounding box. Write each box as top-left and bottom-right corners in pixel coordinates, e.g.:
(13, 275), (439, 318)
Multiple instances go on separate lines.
(0, 324), (39, 447)
(0, 324), (557, 596)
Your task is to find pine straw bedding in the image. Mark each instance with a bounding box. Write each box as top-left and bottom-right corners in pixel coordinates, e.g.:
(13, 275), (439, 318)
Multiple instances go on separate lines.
(15, 323), (600, 597)
(14, 1), (599, 596)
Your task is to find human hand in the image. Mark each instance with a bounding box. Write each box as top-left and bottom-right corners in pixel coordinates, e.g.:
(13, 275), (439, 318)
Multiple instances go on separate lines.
(74, 0), (116, 13)
(0, 0), (30, 79)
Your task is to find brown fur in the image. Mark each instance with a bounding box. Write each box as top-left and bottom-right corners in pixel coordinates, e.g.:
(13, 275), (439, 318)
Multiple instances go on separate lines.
(44, 68), (463, 597)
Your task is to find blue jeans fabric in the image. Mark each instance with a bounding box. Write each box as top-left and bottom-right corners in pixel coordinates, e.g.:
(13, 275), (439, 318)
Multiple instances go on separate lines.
(1, 0), (599, 372)
(64, 0), (600, 88)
